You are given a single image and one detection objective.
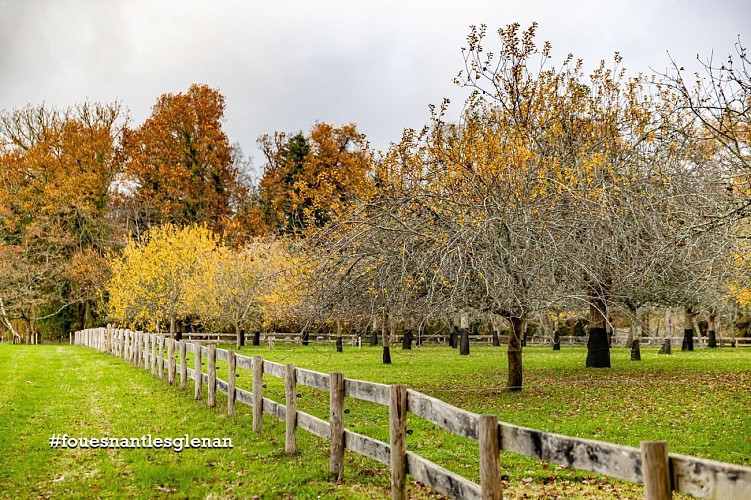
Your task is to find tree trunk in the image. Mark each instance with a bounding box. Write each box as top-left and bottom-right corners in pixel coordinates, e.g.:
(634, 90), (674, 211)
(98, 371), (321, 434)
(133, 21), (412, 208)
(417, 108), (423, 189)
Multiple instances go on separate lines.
(708, 314), (717, 348)
(402, 328), (413, 350)
(459, 313), (470, 355)
(235, 324), (242, 349)
(78, 302), (85, 332)
(585, 285), (610, 368)
(552, 310), (561, 350)
(84, 300), (92, 329)
(336, 320), (343, 353)
(491, 316), (502, 346)
(252, 331), (260, 346)
(506, 316), (524, 391)
(627, 304), (641, 361)
(682, 307), (694, 351)
(301, 330), (309, 346)
(661, 308), (672, 354)
(370, 317), (379, 346)
(0, 296), (21, 343)
(170, 316), (176, 340)
(382, 316), (391, 364)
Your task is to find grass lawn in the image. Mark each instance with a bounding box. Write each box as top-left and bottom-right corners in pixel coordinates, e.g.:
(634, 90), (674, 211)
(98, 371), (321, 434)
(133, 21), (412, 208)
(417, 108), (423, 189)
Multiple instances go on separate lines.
(1, 342), (749, 499)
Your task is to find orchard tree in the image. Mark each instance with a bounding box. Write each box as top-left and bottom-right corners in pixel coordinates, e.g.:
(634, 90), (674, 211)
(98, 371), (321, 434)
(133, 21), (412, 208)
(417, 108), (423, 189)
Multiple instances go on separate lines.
(194, 237), (307, 347)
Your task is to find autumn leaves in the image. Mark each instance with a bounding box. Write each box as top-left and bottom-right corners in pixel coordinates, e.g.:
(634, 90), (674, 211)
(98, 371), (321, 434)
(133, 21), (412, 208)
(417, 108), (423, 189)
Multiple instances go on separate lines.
(0, 22), (748, 387)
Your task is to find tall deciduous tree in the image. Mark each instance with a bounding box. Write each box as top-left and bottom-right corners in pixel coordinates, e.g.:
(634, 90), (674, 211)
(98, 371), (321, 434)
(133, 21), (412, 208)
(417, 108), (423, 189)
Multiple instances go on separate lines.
(0, 102), (123, 339)
(120, 84), (247, 238)
(258, 122), (374, 234)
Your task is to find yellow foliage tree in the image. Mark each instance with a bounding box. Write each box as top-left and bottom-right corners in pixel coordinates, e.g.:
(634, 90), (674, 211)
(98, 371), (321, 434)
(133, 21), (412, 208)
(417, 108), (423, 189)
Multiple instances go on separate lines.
(107, 223), (220, 335)
(193, 237), (307, 346)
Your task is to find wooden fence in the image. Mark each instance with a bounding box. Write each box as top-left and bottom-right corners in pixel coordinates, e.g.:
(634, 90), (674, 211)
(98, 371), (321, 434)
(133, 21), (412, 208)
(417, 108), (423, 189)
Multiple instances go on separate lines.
(149, 331), (751, 349)
(73, 326), (751, 500)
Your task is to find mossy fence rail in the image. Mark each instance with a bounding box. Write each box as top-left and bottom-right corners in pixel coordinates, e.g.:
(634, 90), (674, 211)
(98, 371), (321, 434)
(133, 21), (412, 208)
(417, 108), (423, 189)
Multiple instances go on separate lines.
(73, 327), (751, 500)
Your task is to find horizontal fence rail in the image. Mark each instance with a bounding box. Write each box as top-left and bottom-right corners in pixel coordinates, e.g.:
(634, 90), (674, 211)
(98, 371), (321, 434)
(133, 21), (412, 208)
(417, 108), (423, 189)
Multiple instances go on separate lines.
(73, 326), (751, 500)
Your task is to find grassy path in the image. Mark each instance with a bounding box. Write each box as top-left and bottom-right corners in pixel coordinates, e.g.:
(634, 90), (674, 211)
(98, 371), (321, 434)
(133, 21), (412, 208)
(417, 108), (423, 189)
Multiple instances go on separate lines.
(0, 345), (396, 499)
(1, 343), (749, 498)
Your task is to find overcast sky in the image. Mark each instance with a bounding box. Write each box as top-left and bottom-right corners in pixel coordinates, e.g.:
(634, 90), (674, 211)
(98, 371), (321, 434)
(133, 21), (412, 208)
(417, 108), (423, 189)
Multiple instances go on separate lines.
(1, 0), (749, 169)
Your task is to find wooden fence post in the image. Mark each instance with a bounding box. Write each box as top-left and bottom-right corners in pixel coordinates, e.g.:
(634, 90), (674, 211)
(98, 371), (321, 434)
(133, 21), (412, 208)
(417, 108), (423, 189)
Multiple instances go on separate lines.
(179, 340), (187, 390)
(641, 441), (671, 500)
(129, 331), (134, 364)
(194, 342), (202, 401)
(227, 350), (236, 416)
(330, 372), (345, 480)
(167, 338), (176, 385)
(106, 324), (113, 354)
(207, 344), (216, 408)
(158, 335), (165, 380)
(139, 332), (145, 368)
(390, 384), (407, 500)
(253, 355), (263, 433)
(285, 363), (297, 454)
(151, 334), (157, 376)
(479, 415), (502, 500)
(136, 332), (142, 367)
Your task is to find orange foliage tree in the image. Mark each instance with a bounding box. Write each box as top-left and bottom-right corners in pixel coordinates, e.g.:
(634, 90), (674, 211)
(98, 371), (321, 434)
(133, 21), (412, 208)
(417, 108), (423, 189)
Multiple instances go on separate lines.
(258, 122), (374, 234)
(120, 84), (251, 239)
(0, 102), (123, 338)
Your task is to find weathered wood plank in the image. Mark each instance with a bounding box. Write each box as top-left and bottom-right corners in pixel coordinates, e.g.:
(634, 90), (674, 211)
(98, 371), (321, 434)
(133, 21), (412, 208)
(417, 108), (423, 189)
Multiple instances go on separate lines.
(406, 389), (479, 441)
(227, 351), (236, 416)
(157, 335), (165, 380)
(236, 353), (253, 371)
(297, 410), (331, 440)
(499, 422), (642, 482)
(344, 378), (390, 405)
(479, 415), (501, 500)
(670, 452), (751, 499)
(179, 341), (187, 390)
(343, 430), (390, 466)
(186, 367), (195, 381)
(215, 348), (228, 362)
(285, 364), (297, 454)
(330, 372), (345, 480)
(263, 359), (285, 379)
(194, 342), (202, 401)
(215, 377), (229, 395)
(253, 355), (263, 433)
(406, 451), (481, 499)
(391, 384), (408, 499)
(641, 441), (670, 500)
(167, 338), (176, 386)
(262, 397), (286, 421)
(185, 342), (195, 354)
(296, 368), (330, 391)
(207, 345), (216, 408)
(235, 387), (253, 407)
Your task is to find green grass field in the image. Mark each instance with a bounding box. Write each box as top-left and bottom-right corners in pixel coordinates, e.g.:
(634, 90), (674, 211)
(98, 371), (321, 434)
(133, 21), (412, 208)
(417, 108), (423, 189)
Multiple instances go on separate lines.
(1, 342), (749, 499)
